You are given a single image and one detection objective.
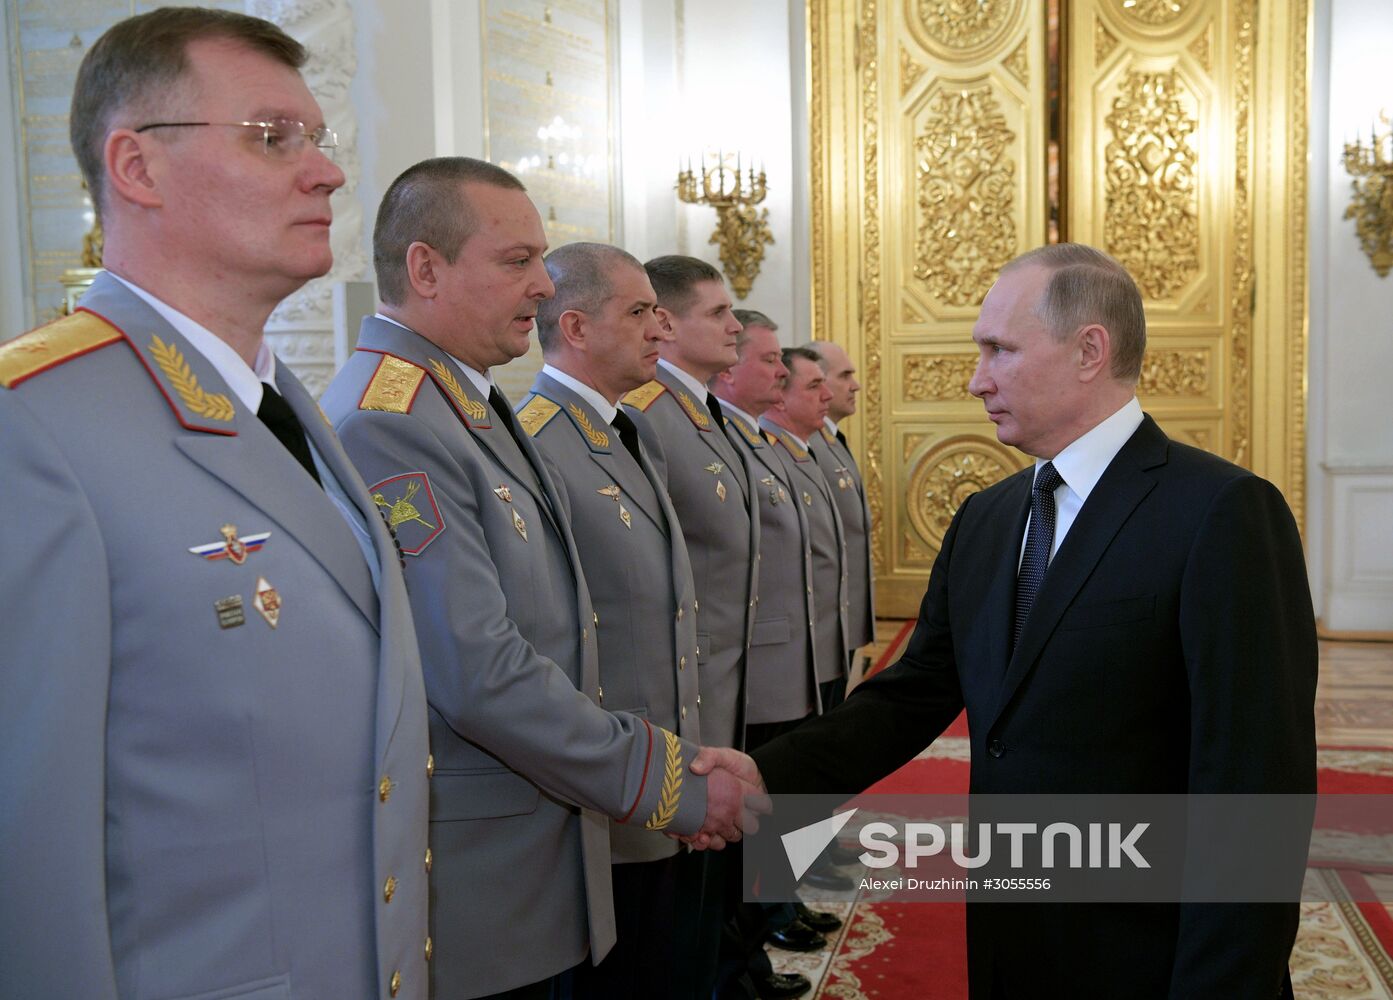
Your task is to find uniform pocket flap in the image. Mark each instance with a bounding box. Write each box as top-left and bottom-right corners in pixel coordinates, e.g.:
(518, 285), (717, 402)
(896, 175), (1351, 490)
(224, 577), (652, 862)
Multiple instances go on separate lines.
(751, 615), (792, 647)
(430, 768), (542, 821)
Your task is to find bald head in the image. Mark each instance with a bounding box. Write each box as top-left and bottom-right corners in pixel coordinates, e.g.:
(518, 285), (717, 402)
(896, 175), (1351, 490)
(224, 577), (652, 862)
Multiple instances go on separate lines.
(804, 340), (860, 422)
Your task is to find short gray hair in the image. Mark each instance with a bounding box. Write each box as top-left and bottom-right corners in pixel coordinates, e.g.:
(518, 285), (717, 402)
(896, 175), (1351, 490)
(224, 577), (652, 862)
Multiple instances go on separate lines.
(732, 308), (778, 353)
(536, 242), (645, 353)
(1002, 243), (1146, 382)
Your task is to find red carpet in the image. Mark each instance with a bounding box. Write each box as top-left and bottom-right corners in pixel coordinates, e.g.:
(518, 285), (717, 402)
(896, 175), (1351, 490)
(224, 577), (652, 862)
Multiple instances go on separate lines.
(804, 705), (1393, 999)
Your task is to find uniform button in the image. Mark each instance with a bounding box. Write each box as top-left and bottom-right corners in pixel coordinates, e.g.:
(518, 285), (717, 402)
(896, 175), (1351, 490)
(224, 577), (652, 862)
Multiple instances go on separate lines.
(696, 694), (702, 707)
(593, 612), (600, 626)
(988, 739), (1005, 758)
(426, 754), (435, 779)
(677, 607), (684, 621)
(424, 848), (433, 873)
(598, 685), (604, 704)
(754, 596), (759, 605)
(748, 599), (755, 608)
(384, 875), (397, 902)
(679, 656), (686, 670)
(378, 776), (393, 803)
(681, 706), (687, 720)
(390, 970), (402, 996)
(425, 936), (433, 962)
(694, 599), (699, 611)
(807, 586), (813, 595)
(582, 627), (588, 641)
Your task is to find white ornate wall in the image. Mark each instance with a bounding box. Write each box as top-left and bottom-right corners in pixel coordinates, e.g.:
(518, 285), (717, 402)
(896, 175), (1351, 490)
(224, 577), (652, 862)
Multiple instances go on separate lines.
(1308, 0), (1393, 633)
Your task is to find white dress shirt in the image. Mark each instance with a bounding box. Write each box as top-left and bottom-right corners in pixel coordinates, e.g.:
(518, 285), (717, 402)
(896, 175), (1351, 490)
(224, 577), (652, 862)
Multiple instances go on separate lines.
(658, 358), (712, 403)
(1020, 396), (1145, 567)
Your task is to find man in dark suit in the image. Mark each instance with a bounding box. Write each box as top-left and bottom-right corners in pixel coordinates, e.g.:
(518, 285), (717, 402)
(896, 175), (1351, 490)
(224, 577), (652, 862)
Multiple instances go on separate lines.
(703, 243), (1318, 998)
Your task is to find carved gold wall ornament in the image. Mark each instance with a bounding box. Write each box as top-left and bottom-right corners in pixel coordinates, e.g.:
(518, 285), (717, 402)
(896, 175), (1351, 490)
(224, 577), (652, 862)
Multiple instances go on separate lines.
(1003, 37), (1029, 86)
(1136, 349), (1210, 396)
(1103, 70), (1200, 300)
(1228, 0), (1256, 466)
(900, 46), (926, 95)
(862, 0), (885, 577)
(1187, 20), (1213, 71)
(1114, 0), (1192, 27)
(903, 354), (978, 401)
(913, 85), (1018, 307)
(906, 436), (1025, 548)
(910, 0), (1020, 59)
(1095, 18), (1120, 63)
(1341, 112), (1393, 278)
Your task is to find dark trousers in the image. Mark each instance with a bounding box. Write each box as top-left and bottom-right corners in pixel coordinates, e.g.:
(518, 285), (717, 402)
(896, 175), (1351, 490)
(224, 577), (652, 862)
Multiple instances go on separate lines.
(672, 848), (726, 1000)
(477, 970), (575, 1000)
(571, 854), (681, 1000)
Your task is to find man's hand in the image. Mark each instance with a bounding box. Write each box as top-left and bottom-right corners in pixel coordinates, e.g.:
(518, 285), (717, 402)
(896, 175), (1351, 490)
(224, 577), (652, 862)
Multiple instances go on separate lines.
(674, 746), (771, 850)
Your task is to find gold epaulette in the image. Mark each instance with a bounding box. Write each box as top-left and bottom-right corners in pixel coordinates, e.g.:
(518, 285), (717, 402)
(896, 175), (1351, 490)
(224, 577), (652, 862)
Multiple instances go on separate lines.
(517, 395), (561, 437)
(731, 418), (764, 447)
(622, 380), (667, 411)
(0, 311), (122, 389)
(359, 354), (426, 413)
(820, 426), (838, 445)
(673, 389), (712, 430)
(763, 431), (779, 446)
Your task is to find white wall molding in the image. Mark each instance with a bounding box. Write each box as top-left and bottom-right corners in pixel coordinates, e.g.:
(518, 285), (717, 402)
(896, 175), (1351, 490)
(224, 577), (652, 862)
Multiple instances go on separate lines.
(1325, 470), (1393, 631)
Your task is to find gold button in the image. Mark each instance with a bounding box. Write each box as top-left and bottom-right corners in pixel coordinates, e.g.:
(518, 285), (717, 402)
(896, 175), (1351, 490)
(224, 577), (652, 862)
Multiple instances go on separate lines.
(425, 936), (433, 962)
(426, 754), (435, 779)
(582, 627), (589, 641)
(695, 645), (701, 656)
(424, 847), (433, 873)
(697, 694), (702, 706)
(694, 598), (699, 611)
(378, 775), (393, 803)
(598, 685), (604, 704)
(384, 875), (397, 903)
(593, 612), (599, 626)
(679, 656), (686, 670)
(390, 970), (401, 996)
(681, 706), (687, 720)
(677, 607), (684, 621)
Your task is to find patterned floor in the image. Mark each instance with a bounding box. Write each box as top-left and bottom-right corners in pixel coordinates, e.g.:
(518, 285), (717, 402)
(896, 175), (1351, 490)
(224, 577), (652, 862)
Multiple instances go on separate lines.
(766, 623), (1393, 999)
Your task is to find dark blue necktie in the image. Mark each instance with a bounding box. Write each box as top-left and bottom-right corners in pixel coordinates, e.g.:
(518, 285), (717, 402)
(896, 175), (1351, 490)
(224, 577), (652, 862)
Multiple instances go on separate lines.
(1013, 462), (1063, 648)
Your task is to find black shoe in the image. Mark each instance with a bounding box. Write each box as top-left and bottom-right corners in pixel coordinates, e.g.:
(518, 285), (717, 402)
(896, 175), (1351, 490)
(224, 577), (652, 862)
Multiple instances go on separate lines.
(766, 919), (827, 952)
(823, 840), (860, 866)
(754, 971), (812, 999)
(799, 867), (856, 892)
(794, 902), (843, 932)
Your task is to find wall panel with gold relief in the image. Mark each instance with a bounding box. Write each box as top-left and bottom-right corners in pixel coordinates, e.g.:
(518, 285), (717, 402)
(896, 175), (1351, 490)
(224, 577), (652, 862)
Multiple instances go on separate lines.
(809, 0), (1308, 617)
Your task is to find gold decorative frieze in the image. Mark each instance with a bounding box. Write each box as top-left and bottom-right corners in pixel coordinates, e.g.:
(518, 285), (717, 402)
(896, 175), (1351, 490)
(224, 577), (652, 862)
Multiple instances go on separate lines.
(1103, 70), (1200, 300)
(1114, 0), (1192, 27)
(1187, 21), (1212, 71)
(913, 85), (1017, 307)
(1003, 37), (1029, 86)
(900, 46), (925, 95)
(909, 0), (1021, 60)
(907, 436), (1025, 548)
(1229, 0), (1256, 465)
(862, 0), (886, 576)
(903, 354), (977, 400)
(1137, 349), (1210, 396)
(1095, 18), (1120, 63)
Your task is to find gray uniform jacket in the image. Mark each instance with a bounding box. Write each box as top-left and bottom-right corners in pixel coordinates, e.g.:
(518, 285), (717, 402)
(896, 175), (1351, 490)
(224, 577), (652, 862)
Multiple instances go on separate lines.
(322, 317), (708, 998)
(759, 419), (851, 682)
(0, 274), (431, 1000)
(811, 425), (875, 650)
(622, 368), (757, 749)
(722, 409), (821, 724)
(520, 371), (701, 864)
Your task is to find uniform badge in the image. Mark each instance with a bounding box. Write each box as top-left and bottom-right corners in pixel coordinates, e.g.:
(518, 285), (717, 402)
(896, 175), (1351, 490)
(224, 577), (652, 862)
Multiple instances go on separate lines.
(597, 484), (632, 529)
(704, 463), (728, 502)
(494, 484), (513, 503)
(511, 508), (528, 541)
(834, 465), (851, 490)
(253, 577), (281, 628)
(189, 524), (271, 564)
(760, 476), (785, 505)
(803, 491), (814, 506)
(370, 472), (445, 556)
(214, 595), (245, 629)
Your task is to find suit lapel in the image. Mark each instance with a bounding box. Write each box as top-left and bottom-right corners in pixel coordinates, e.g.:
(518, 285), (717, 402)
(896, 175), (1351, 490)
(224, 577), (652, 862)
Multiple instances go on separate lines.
(990, 420), (1167, 727)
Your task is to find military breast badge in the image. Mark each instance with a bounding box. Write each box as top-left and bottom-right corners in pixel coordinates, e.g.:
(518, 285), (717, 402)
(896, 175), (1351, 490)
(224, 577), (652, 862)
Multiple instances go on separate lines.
(189, 524), (271, 564)
(369, 472), (445, 555)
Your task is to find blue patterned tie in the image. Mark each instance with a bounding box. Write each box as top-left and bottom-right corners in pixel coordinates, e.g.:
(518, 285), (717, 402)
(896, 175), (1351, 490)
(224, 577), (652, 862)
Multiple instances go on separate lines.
(1013, 462), (1064, 649)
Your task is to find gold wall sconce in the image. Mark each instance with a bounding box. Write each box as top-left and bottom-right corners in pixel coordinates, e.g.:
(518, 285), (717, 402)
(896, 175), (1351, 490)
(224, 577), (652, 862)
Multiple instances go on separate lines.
(1342, 112), (1393, 278)
(676, 152), (773, 299)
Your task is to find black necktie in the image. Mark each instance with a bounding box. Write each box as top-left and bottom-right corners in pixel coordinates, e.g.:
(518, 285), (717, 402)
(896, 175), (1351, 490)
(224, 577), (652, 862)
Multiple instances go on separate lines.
(488, 386), (527, 451)
(705, 392), (725, 427)
(1013, 462), (1063, 648)
(257, 383), (322, 487)
(611, 409), (644, 465)
(836, 427), (848, 448)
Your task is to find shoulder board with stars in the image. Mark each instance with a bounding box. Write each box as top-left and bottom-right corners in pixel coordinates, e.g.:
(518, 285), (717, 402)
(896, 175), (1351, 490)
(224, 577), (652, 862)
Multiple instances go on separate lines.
(358, 353), (427, 413)
(622, 380), (667, 411)
(517, 395), (562, 437)
(0, 310), (123, 389)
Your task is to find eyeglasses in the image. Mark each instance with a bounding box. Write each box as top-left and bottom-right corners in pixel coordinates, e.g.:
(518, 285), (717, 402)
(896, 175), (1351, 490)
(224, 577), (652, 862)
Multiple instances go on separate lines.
(134, 118), (338, 160)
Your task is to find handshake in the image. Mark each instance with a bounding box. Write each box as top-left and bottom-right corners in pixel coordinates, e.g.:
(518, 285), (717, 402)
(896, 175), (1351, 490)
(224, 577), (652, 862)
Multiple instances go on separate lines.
(673, 746), (772, 850)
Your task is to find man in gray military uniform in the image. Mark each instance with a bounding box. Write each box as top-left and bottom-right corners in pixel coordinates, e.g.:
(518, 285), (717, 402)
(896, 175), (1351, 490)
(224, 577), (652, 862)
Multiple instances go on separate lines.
(0, 9), (431, 999)
(761, 347), (851, 712)
(805, 341), (875, 687)
(620, 254), (761, 997)
(321, 158), (760, 1000)
(519, 241), (704, 997)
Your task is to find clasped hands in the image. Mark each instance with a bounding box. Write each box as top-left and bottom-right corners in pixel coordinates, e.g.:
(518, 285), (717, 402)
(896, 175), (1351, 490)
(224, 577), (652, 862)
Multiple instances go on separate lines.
(672, 746), (771, 850)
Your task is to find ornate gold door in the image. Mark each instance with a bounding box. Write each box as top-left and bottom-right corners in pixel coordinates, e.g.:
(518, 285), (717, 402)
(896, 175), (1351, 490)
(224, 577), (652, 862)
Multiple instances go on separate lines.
(809, 0), (1309, 617)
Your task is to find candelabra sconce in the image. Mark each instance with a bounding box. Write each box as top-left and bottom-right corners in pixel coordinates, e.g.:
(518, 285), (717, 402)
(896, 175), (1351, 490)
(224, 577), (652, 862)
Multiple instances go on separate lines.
(676, 152), (773, 299)
(1342, 112), (1393, 278)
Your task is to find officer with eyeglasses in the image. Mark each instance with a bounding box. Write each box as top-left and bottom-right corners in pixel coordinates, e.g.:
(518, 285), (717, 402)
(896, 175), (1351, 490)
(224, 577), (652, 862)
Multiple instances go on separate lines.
(0, 8), (432, 1000)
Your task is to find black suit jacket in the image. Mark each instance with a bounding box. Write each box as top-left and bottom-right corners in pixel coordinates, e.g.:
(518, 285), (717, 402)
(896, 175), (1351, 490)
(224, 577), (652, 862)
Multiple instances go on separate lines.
(754, 415), (1317, 999)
